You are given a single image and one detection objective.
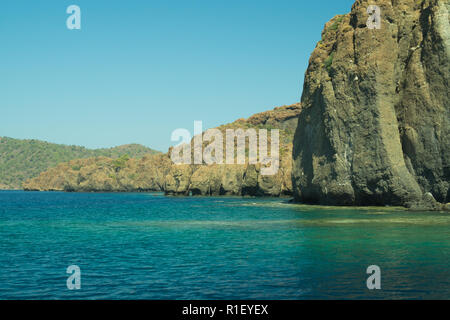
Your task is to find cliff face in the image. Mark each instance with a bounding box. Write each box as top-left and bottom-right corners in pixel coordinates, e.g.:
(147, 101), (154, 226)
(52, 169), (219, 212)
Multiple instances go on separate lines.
(164, 150), (293, 197)
(292, 0), (449, 208)
(24, 103), (300, 196)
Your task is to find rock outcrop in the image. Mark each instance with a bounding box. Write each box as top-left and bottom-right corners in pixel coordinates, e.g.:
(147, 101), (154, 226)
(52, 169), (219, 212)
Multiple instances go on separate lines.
(0, 183), (10, 190)
(163, 103), (299, 196)
(165, 149), (293, 197)
(292, 0), (449, 209)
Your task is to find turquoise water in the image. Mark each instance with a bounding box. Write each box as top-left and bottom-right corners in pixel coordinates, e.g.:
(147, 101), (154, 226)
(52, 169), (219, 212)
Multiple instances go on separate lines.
(0, 191), (449, 299)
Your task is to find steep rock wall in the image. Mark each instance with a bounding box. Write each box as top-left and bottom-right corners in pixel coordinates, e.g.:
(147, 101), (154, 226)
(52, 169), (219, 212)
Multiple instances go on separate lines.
(292, 0), (449, 208)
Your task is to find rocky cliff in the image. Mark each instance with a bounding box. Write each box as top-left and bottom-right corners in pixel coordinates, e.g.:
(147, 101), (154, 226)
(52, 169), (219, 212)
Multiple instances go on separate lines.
(292, 0), (449, 209)
(24, 103), (301, 196)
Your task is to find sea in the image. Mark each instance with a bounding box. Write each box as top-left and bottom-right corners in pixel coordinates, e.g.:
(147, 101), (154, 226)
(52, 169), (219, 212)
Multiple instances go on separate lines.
(0, 191), (449, 299)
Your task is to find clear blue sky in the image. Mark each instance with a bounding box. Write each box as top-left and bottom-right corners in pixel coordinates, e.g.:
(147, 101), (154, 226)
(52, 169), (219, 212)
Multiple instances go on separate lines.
(1, 0), (355, 152)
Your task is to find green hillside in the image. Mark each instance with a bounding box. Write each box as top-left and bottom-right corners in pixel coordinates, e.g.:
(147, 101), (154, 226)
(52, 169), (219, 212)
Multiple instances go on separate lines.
(0, 137), (160, 189)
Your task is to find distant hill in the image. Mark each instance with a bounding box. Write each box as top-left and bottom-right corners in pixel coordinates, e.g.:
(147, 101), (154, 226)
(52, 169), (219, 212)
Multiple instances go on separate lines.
(0, 137), (160, 189)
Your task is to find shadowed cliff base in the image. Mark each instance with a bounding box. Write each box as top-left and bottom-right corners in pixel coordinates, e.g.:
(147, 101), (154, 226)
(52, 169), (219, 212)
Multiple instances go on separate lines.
(292, 0), (449, 211)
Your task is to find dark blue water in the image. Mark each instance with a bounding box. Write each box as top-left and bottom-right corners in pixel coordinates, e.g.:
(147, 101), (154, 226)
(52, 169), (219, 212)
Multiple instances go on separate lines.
(0, 191), (449, 299)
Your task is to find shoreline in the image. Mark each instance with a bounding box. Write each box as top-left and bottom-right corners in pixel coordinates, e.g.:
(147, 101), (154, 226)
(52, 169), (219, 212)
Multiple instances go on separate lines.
(3, 188), (449, 213)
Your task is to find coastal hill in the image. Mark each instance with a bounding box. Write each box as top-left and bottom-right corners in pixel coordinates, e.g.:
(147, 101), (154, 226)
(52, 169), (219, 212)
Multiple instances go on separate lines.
(23, 103), (301, 196)
(292, 0), (449, 209)
(0, 137), (160, 189)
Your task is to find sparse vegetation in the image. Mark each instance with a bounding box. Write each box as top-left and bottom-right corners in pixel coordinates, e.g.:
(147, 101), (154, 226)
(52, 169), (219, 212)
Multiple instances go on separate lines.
(113, 154), (130, 172)
(327, 15), (344, 33)
(324, 52), (335, 73)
